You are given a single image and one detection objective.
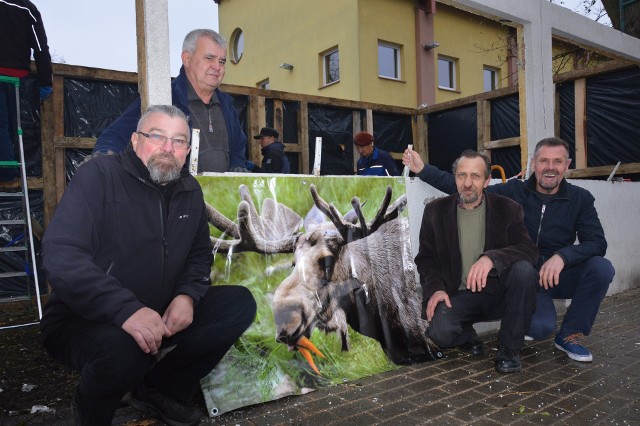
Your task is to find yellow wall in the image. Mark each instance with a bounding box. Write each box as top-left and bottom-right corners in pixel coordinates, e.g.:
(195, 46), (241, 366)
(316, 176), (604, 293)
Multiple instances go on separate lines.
(217, 1), (512, 108)
(433, 4), (511, 103)
(218, 0), (361, 101)
(356, 0), (418, 107)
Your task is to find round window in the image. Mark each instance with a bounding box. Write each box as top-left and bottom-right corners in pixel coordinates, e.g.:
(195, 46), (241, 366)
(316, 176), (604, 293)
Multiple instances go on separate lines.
(230, 28), (244, 63)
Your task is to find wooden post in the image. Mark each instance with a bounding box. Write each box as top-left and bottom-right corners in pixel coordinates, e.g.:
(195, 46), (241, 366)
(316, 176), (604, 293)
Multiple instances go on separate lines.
(574, 78), (587, 168)
(299, 102), (309, 174)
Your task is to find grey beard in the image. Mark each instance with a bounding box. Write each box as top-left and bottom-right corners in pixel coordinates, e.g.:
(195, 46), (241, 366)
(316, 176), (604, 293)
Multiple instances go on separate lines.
(147, 153), (182, 184)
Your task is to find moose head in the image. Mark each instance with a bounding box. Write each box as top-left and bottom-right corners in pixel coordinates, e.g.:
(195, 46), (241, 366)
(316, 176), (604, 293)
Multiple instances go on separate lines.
(206, 184), (440, 370)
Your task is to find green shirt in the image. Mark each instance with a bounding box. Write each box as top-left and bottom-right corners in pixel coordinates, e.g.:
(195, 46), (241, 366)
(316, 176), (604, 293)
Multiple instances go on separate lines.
(457, 202), (486, 289)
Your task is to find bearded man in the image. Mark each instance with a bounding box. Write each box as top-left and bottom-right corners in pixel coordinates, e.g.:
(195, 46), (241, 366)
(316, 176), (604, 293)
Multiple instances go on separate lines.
(415, 150), (539, 373)
(40, 105), (256, 426)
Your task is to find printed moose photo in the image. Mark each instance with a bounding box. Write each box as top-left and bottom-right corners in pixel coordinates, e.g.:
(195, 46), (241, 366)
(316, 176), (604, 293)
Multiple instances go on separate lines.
(196, 176), (439, 416)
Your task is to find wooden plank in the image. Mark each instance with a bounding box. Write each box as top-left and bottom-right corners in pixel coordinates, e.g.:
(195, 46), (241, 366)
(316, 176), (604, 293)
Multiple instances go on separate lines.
(516, 25), (529, 174)
(412, 114), (429, 163)
(40, 75), (62, 228)
(477, 100), (491, 154)
(246, 95), (263, 166)
(419, 86), (518, 114)
(551, 57), (635, 84)
(50, 63), (138, 83)
(565, 163), (640, 179)
(25, 177), (43, 190)
(352, 111), (362, 173)
(134, 0), (148, 112)
(54, 137), (97, 149)
(574, 78), (587, 169)
(273, 100), (284, 137)
(365, 110), (373, 133)
(221, 84), (416, 116)
(484, 137), (521, 150)
(554, 88), (561, 137)
(299, 102), (309, 174)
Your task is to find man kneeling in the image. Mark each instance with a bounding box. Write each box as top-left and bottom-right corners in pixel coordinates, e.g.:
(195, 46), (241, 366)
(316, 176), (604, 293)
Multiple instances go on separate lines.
(40, 105), (256, 425)
(415, 150), (538, 373)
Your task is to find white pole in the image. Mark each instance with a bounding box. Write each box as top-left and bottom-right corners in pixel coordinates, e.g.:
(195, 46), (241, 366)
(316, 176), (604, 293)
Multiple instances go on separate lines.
(313, 137), (323, 176)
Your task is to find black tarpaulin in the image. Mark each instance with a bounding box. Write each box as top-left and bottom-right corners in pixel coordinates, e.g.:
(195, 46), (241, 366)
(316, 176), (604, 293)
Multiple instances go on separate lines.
(308, 104), (354, 175)
(490, 95), (521, 178)
(426, 105), (477, 172)
(557, 81), (577, 166)
(586, 67), (640, 167)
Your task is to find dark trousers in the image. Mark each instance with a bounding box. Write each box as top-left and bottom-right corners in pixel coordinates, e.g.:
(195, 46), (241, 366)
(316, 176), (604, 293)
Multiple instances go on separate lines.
(528, 256), (614, 340)
(426, 260), (538, 351)
(42, 285), (256, 426)
(0, 81), (18, 181)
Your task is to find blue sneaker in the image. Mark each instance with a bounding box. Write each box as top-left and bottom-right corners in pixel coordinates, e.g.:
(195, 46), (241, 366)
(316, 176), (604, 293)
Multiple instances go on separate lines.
(554, 333), (593, 362)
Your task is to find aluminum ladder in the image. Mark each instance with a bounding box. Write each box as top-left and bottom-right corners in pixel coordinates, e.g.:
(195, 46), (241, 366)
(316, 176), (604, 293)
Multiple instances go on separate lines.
(0, 75), (42, 329)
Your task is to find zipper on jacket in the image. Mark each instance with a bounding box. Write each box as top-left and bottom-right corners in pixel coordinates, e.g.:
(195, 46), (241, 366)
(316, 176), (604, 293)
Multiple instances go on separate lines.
(535, 204), (546, 246)
(158, 199), (167, 298)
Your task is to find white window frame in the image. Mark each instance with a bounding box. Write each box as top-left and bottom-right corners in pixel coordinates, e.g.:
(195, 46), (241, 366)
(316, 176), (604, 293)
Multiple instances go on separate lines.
(483, 66), (499, 92)
(322, 48), (340, 86)
(438, 56), (457, 91)
(378, 42), (401, 80)
(230, 28), (244, 64)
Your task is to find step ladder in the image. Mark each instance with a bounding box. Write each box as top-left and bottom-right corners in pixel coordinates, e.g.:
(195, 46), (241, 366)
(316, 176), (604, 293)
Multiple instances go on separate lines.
(0, 75), (43, 328)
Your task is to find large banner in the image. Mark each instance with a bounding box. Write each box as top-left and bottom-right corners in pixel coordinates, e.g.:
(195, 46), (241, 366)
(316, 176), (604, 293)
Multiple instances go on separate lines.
(196, 176), (440, 416)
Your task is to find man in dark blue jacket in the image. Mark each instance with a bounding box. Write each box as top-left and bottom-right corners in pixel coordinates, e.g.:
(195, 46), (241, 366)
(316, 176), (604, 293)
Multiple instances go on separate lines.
(93, 29), (248, 173)
(251, 126), (290, 173)
(404, 137), (614, 363)
(41, 105), (256, 426)
(354, 131), (400, 176)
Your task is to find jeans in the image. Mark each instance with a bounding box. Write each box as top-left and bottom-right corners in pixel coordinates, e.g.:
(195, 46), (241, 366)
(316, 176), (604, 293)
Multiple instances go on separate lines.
(427, 260), (538, 351)
(42, 285), (256, 426)
(528, 256), (614, 340)
(0, 81), (18, 181)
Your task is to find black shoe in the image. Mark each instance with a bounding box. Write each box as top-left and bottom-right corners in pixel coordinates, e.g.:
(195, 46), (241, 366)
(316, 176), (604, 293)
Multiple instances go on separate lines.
(495, 344), (521, 373)
(129, 383), (203, 426)
(70, 398), (81, 426)
(459, 338), (484, 356)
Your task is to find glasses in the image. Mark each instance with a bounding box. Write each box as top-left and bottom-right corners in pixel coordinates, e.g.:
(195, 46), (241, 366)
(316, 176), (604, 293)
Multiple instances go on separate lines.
(137, 132), (190, 151)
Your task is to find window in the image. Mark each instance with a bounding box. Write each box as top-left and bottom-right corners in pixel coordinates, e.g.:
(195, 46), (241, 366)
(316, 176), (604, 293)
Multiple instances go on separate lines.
(322, 48), (340, 86)
(257, 79), (270, 89)
(230, 28), (244, 63)
(483, 66), (498, 91)
(438, 56), (457, 90)
(378, 42), (401, 79)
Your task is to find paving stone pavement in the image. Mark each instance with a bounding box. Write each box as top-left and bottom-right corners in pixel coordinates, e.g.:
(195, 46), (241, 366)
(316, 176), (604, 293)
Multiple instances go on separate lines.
(9, 287), (640, 425)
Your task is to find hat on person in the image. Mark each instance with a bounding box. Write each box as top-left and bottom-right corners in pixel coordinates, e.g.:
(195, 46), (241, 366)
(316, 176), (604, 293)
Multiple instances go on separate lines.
(353, 132), (374, 146)
(253, 127), (279, 139)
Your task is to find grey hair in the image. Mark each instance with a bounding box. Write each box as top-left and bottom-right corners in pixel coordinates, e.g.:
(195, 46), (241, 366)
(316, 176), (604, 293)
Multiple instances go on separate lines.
(451, 149), (491, 179)
(136, 105), (189, 139)
(182, 29), (226, 54)
(533, 137), (570, 159)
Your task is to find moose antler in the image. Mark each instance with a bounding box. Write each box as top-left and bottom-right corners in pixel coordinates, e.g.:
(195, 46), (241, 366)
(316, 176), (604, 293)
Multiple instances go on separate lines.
(309, 185), (406, 243)
(206, 185), (303, 254)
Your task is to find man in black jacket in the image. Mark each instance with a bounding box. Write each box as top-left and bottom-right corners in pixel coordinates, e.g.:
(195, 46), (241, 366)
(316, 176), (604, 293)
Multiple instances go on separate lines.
(41, 105), (256, 426)
(251, 126), (290, 173)
(416, 150), (538, 373)
(404, 138), (614, 363)
(0, 0), (52, 183)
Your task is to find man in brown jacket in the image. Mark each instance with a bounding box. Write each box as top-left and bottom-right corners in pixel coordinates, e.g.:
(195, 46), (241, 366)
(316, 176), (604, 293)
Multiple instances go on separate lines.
(415, 150), (538, 373)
